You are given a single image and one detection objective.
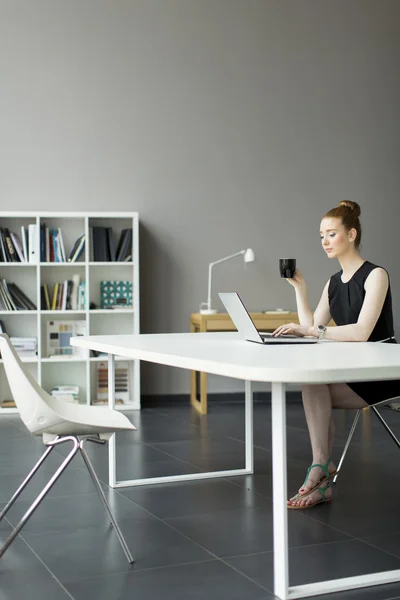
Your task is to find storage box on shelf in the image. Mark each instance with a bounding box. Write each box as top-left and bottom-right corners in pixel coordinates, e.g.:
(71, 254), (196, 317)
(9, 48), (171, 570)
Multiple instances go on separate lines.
(0, 212), (140, 414)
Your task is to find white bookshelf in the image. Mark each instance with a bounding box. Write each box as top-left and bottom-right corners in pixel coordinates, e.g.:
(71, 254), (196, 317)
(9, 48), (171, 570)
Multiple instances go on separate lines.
(0, 211), (140, 414)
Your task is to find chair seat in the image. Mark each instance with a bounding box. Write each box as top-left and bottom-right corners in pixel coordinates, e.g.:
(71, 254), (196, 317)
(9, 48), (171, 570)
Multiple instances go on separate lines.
(32, 400), (136, 436)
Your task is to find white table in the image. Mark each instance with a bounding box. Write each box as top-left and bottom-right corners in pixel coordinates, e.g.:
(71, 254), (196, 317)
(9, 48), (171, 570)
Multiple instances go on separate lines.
(71, 331), (400, 600)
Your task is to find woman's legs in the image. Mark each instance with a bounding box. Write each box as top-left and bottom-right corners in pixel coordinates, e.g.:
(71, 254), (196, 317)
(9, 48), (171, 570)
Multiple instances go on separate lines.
(288, 383), (367, 507)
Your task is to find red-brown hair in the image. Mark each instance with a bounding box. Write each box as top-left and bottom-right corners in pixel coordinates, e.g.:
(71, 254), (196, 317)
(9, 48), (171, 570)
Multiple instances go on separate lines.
(323, 200), (362, 249)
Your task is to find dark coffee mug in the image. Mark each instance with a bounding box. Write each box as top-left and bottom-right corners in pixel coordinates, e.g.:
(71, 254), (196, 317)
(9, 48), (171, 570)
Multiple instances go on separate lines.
(279, 258), (296, 278)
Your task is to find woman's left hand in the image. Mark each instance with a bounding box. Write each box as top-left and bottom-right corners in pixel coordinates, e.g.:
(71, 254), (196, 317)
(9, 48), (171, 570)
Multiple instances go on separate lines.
(272, 323), (314, 337)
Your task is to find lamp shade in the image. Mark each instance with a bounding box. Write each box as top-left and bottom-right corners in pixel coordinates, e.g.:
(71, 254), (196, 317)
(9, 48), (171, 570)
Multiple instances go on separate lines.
(244, 248), (255, 263)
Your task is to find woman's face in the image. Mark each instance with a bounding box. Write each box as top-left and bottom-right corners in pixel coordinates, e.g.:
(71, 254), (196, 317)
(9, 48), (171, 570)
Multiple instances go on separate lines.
(319, 217), (356, 258)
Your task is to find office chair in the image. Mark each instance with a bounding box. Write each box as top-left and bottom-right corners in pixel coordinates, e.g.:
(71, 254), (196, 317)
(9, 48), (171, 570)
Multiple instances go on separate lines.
(333, 398), (400, 483)
(0, 333), (135, 563)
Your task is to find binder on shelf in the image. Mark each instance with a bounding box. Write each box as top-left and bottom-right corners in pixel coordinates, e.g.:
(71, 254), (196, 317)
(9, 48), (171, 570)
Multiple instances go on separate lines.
(40, 223), (46, 262)
(28, 224), (38, 263)
(92, 227), (109, 261)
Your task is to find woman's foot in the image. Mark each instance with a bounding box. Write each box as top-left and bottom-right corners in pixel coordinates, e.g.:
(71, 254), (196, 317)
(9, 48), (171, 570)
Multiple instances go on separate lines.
(287, 460), (336, 508)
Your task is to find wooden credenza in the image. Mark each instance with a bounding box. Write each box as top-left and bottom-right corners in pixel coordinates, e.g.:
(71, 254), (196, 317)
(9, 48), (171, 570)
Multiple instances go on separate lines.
(189, 311), (299, 414)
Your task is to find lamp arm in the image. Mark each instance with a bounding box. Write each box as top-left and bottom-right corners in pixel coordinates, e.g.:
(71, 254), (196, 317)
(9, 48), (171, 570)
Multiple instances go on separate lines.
(209, 250), (245, 268)
(206, 250), (246, 310)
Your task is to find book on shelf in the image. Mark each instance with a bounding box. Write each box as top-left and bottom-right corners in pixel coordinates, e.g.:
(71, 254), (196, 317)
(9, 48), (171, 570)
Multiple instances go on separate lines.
(4, 228), (18, 262)
(21, 226), (28, 262)
(10, 337), (37, 357)
(94, 361), (130, 405)
(116, 229), (132, 262)
(0, 279), (36, 311)
(90, 227), (132, 262)
(10, 232), (25, 262)
(51, 385), (80, 403)
(0, 227), (30, 263)
(46, 320), (88, 358)
(91, 227), (109, 261)
(106, 228), (116, 261)
(67, 234), (85, 262)
(36, 227), (85, 263)
(44, 276), (84, 310)
(1, 335), (38, 359)
(1, 399), (16, 408)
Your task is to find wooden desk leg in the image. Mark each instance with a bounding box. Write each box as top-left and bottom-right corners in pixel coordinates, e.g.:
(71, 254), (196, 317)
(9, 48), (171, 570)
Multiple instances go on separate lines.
(190, 321), (208, 414)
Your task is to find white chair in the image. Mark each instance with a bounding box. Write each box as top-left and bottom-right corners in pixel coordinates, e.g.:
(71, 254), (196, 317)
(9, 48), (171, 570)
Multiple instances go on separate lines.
(334, 398), (400, 483)
(0, 333), (136, 563)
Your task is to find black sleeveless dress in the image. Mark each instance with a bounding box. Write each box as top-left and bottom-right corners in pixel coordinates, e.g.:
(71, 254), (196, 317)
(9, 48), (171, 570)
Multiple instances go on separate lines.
(328, 261), (400, 405)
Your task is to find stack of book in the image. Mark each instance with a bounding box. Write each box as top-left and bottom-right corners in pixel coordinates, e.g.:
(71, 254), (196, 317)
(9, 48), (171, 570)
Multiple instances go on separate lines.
(89, 227), (132, 262)
(39, 226), (86, 263)
(94, 361), (129, 405)
(0, 227), (28, 262)
(0, 279), (36, 311)
(41, 275), (85, 310)
(10, 337), (37, 358)
(51, 385), (80, 403)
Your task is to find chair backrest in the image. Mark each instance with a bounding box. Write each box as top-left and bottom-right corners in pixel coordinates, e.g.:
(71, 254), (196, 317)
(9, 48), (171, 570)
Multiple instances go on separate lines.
(0, 334), (62, 433)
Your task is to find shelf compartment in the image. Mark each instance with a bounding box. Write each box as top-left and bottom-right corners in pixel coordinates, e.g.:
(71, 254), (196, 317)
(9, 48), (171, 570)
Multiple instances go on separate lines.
(41, 360), (87, 405)
(38, 216), (86, 264)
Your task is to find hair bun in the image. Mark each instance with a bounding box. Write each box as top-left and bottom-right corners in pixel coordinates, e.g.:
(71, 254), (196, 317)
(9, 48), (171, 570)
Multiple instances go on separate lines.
(338, 200), (361, 218)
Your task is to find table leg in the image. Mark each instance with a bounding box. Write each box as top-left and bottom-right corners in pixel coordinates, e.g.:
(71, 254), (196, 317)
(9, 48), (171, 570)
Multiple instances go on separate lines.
(108, 353), (116, 488)
(245, 380), (254, 472)
(109, 375), (254, 488)
(271, 382), (289, 600)
(190, 321), (208, 414)
(270, 382), (400, 599)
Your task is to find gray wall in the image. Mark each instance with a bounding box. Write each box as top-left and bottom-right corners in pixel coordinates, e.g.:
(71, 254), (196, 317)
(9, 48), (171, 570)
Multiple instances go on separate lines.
(1, 0), (400, 394)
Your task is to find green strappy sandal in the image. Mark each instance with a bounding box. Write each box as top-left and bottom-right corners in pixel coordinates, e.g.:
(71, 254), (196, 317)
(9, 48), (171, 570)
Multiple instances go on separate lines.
(288, 481), (332, 510)
(297, 457), (337, 499)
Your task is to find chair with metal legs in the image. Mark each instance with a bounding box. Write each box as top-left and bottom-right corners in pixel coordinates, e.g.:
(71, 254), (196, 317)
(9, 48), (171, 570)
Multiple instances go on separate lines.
(333, 398), (400, 484)
(0, 333), (136, 563)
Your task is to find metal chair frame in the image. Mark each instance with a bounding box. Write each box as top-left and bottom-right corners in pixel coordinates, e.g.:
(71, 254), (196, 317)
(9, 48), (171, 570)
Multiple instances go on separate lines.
(0, 434), (133, 563)
(333, 398), (400, 484)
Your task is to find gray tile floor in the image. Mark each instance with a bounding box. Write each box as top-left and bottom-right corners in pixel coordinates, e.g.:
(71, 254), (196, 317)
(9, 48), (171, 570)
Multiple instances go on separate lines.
(1, 399), (400, 600)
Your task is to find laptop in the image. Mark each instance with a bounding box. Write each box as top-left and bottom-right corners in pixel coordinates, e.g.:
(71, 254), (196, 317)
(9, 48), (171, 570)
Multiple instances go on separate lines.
(218, 292), (318, 345)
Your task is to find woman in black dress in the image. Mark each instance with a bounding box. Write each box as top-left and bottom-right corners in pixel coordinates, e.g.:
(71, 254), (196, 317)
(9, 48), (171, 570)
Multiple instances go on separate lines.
(272, 200), (399, 509)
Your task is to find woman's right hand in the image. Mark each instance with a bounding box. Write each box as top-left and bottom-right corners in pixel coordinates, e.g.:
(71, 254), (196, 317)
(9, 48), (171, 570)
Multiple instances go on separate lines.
(285, 268), (306, 290)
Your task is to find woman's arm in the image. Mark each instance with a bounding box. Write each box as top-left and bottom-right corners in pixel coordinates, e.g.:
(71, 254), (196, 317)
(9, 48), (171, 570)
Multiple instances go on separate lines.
(273, 279), (331, 336)
(284, 269), (313, 327)
(312, 280), (332, 328)
(318, 268), (389, 342)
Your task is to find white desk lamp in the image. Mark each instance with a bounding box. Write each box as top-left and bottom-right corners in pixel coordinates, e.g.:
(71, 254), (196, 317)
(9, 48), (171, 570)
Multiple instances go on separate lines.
(200, 248), (255, 315)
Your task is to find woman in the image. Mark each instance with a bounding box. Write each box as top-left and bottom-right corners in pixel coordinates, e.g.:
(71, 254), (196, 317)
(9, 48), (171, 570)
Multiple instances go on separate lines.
(272, 200), (399, 509)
